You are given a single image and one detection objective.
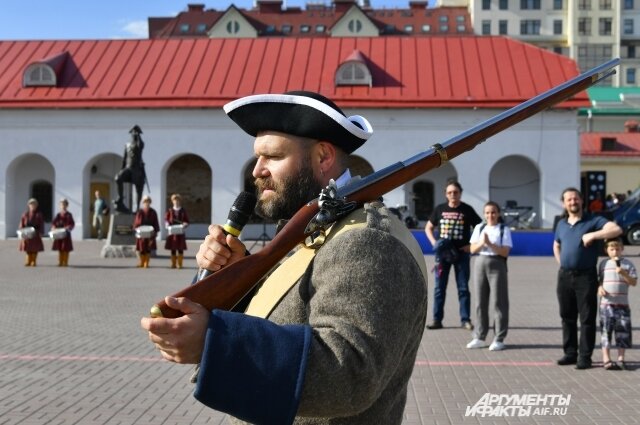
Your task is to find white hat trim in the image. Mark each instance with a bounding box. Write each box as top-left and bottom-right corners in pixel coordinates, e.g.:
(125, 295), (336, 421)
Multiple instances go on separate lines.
(224, 94), (373, 141)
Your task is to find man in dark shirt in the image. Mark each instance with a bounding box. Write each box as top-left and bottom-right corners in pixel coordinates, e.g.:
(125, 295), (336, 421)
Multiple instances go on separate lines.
(553, 187), (622, 370)
(425, 180), (482, 330)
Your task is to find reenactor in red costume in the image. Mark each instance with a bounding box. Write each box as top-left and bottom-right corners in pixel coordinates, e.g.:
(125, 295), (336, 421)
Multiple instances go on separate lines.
(51, 198), (75, 266)
(18, 198), (45, 267)
(164, 193), (189, 269)
(133, 195), (160, 268)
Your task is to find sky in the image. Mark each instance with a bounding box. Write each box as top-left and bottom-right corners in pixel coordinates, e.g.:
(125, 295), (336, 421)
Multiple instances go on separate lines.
(0, 1), (422, 40)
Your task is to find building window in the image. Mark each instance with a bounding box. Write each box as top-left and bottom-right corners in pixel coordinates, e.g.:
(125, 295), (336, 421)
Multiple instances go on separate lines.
(336, 62), (372, 86)
(627, 68), (636, 84)
(599, 18), (612, 36)
(383, 24), (396, 33)
(624, 0), (634, 9)
(315, 25), (325, 33)
(421, 24), (431, 33)
(520, 0), (541, 9)
(578, 0), (591, 10)
(179, 24), (190, 33)
(629, 45), (636, 58)
(578, 18), (592, 35)
(457, 24), (466, 32)
(599, 0), (612, 9)
(196, 23), (207, 33)
(577, 44), (613, 77)
(282, 24), (292, 34)
(601, 137), (616, 151)
(404, 24), (414, 32)
(482, 0), (491, 10)
(23, 64), (56, 87)
(553, 20), (563, 35)
(348, 19), (363, 33)
(624, 19), (634, 35)
(553, 46), (563, 54)
(482, 20), (491, 35)
(499, 20), (508, 34)
(439, 15), (448, 23)
(226, 20), (240, 34)
(499, 0), (509, 10)
(264, 25), (276, 34)
(440, 24), (449, 32)
(520, 20), (541, 35)
(300, 24), (310, 33)
(456, 15), (465, 22)
(553, 0), (563, 9)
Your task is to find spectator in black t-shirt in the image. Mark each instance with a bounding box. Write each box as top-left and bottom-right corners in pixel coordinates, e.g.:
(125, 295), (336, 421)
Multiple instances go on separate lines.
(425, 180), (482, 330)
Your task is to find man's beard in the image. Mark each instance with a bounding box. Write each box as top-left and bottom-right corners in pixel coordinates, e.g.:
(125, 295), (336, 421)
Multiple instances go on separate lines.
(568, 204), (582, 214)
(254, 161), (322, 222)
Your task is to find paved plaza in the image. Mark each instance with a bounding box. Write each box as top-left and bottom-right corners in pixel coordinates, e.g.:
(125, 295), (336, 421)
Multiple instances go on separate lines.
(0, 239), (638, 425)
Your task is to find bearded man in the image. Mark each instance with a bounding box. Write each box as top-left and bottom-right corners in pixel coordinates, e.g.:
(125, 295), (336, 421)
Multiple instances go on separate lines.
(141, 91), (428, 424)
(553, 187), (621, 370)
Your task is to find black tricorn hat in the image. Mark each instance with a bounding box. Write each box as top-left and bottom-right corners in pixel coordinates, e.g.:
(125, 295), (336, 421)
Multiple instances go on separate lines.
(223, 91), (373, 154)
(130, 125), (142, 134)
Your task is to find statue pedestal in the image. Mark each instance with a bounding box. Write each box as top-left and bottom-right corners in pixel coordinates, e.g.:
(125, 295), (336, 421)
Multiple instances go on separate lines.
(101, 213), (137, 258)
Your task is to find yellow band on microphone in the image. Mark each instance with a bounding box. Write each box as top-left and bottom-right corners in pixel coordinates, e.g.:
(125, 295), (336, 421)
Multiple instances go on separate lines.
(222, 223), (241, 237)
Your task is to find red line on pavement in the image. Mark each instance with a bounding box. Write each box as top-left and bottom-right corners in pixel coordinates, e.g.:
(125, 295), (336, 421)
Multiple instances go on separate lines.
(0, 354), (164, 362)
(415, 360), (555, 366)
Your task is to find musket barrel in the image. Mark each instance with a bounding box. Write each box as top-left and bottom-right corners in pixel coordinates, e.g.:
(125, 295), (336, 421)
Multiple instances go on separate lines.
(150, 58), (620, 318)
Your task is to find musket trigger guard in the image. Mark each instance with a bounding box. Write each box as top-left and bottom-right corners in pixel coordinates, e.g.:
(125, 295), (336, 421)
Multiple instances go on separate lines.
(431, 143), (448, 164)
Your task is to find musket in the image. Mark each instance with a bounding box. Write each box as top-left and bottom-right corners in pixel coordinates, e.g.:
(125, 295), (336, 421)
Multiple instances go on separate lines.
(150, 58), (620, 319)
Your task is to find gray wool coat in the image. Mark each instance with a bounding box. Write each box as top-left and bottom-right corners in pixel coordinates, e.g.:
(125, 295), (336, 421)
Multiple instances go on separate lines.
(230, 203), (428, 424)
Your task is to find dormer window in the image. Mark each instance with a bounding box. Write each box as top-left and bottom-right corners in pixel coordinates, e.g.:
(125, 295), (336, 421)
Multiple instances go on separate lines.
(226, 20), (240, 34)
(180, 24), (190, 33)
(336, 50), (372, 87)
(348, 19), (363, 33)
(601, 137), (617, 151)
(24, 65), (55, 87)
(23, 52), (68, 88)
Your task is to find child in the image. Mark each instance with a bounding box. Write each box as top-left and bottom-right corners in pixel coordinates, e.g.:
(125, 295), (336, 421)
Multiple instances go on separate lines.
(598, 238), (637, 370)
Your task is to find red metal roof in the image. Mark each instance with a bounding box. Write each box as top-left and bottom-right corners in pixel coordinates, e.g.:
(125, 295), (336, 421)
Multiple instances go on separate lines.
(0, 36), (589, 109)
(581, 132), (640, 157)
(148, 3), (473, 38)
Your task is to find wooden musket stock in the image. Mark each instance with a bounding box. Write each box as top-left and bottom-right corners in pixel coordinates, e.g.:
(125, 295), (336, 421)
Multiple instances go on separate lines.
(150, 58), (620, 319)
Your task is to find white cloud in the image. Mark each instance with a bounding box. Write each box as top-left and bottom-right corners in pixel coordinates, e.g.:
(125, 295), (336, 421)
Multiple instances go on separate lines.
(120, 20), (148, 38)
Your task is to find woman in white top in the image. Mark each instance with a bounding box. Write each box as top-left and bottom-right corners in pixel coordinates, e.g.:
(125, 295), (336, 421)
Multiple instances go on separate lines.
(466, 201), (513, 351)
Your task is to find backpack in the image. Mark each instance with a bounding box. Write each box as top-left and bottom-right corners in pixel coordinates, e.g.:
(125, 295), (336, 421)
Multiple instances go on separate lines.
(434, 238), (460, 264)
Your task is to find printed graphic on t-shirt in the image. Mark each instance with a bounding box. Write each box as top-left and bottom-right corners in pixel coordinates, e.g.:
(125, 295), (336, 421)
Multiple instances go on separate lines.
(440, 211), (466, 241)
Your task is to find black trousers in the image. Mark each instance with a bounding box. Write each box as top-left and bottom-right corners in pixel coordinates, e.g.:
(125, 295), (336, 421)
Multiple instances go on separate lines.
(556, 268), (598, 360)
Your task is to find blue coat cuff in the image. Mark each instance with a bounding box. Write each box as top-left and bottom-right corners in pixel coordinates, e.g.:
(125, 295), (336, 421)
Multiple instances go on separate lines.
(194, 310), (311, 425)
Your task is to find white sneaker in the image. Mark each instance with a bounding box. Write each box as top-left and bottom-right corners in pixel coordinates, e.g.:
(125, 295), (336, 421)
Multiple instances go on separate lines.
(466, 338), (487, 349)
(489, 340), (506, 351)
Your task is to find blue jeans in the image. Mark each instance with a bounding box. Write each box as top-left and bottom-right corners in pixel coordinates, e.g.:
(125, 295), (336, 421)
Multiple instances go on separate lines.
(432, 252), (471, 323)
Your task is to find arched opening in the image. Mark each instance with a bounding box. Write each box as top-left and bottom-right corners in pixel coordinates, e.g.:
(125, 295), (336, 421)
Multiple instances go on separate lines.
(408, 162), (458, 223)
(165, 154), (212, 238)
(412, 181), (434, 221)
(84, 153), (122, 238)
(347, 155), (374, 178)
(489, 155), (540, 229)
(31, 180), (53, 222)
(5, 154), (55, 237)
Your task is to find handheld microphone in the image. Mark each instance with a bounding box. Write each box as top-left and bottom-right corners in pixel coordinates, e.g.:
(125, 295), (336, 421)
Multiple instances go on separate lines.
(196, 191), (257, 281)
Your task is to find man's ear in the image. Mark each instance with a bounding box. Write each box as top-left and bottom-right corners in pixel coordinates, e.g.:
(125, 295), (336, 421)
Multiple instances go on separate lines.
(314, 141), (337, 172)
